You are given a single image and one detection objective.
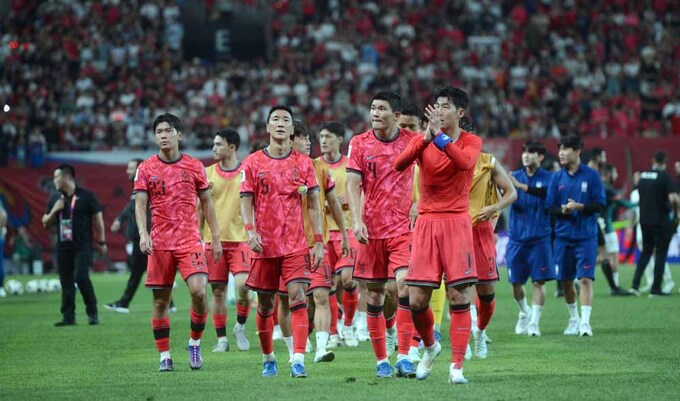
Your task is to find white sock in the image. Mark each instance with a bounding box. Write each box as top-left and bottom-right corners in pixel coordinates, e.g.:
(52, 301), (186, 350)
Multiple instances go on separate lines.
(530, 305), (543, 325)
(566, 302), (579, 320)
(410, 345), (420, 354)
(397, 353), (408, 361)
(188, 338), (200, 346)
(613, 271), (620, 287)
(377, 358), (389, 366)
(160, 351), (171, 361)
(581, 305), (592, 325)
(274, 324), (281, 332)
(315, 332), (329, 354)
(292, 352), (305, 365)
(234, 322), (245, 330)
(470, 304), (478, 327)
(386, 326), (396, 335)
(516, 298), (530, 315)
(263, 352), (276, 362)
(434, 323), (441, 332)
(283, 336), (294, 358)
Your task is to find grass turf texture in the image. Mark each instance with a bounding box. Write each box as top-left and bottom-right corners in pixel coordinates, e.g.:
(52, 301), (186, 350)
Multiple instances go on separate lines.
(1, 265), (678, 401)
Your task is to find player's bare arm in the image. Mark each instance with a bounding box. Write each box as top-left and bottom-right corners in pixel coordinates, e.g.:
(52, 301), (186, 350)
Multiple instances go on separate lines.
(240, 195), (262, 253)
(93, 211), (107, 255)
(135, 191), (152, 255)
(326, 187), (350, 257)
(307, 189), (325, 269)
(198, 189), (222, 263)
(347, 172), (368, 244)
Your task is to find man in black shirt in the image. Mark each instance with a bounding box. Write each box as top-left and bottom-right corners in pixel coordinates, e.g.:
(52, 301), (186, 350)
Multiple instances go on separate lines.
(630, 152), (680, 296)
(42, 164), (107, 326)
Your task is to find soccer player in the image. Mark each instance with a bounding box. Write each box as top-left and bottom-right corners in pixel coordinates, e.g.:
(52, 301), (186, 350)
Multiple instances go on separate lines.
(346, 91), (418, 378)
(469, 148), (517, 358)
(134, 113), (223, 372)
(630, 152), (680, 296)
(546, 135), (605, 337)
(395, 85), (482, 384)
(240, 105), (324, 378)
(198, 129), (251, 352)
(507, 141), (555, 336)
(279, 120), (349, 364)
(599, 164), (635, 296)
(318, 121), (361, 347)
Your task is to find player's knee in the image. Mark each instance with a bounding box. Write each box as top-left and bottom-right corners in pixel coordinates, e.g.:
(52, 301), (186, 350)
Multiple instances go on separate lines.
(190, 287), (207, 301)
(478, 292), (495, 304)
(313, 290), (329, 306)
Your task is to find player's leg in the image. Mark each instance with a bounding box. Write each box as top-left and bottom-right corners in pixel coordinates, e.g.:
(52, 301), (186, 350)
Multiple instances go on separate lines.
(211, 283), (229, 352)
(356, 281), (370, 341)
(473, 282), (494, 358)
(429, 283), (446, 338)
(340, 266), (359, 345)
(366, 282), (392, 377)
(312, 288), (334, 362)
(286, 281), (310, 376)
(447, 284), (471, 385)
(384, 279), (398, 357)
(508, 241), (531, 334)
(556, 240), (580, 335)
(151, 288), (173, 371)
(233, 273), (251, 351)
(328, 284), (341, 349)
(107, 240), (145, 313)
(631, 224), (655, 292)
(186, 273), (209, 369)
(394, 268), (416, 377)
(278, 293), (294, 362)
(527, 281), (546, 336)
(526, 239), (554, 336)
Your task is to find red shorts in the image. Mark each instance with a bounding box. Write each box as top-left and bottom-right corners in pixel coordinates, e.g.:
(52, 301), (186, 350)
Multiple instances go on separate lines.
(353, 233), (411, 283)
(326, 231), (358, 274)
(279, 247), (333, 295)
(146, 245), (208, 288)
(406, 214), (477, 288)
(246, 248), (311, 294)
(473, 221), (499, 282)
(205, 242), (251, 284)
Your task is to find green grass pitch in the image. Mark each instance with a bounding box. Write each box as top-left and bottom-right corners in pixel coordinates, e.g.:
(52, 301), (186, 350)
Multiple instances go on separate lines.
(1, 265), (678, 400)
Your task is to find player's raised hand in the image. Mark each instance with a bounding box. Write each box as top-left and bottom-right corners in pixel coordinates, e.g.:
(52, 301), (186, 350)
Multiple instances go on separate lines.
(353, 220), (369, 244)
(310, 242), (324, 271)
(424, 104), (441, 142)
(477, 205), (497, 222)
(139, 234), (153, 255)
(246, 229), (263, 253)
(210, 241), (223, 263)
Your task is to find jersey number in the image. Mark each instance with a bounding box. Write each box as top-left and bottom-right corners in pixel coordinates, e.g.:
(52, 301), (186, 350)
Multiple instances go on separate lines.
(149, 181), (166, 196)
(367, 161), (377, 178)
(260, 177), (270, 194)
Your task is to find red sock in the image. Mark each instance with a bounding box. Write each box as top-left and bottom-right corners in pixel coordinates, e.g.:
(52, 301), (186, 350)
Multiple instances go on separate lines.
(290, 300), (309, 354)
(385, 313), (396, 330)
(190, 309), (208, 340)
(450, 305), (471, 369)
(329, 293), (339, 335)
(342, 285), (358, 327)
(396, 296), (414, 355)
(256, 309), (274, 354)
(152, 317), (170, 352)
(367, 304), (387, 360)
(273, 295), (280, 326)
(476, 294), (496, 330)
(213, 313), (227, 338)
(236, 304), (250, 324)
(411, 307), (435, 347)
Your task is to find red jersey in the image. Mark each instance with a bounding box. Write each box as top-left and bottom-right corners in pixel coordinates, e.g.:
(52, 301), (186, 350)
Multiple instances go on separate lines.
(347, 129), (418, 239)
(133, 154), (209, 250)
(240, 149), (319, 258)
(394, 131), (482, 215)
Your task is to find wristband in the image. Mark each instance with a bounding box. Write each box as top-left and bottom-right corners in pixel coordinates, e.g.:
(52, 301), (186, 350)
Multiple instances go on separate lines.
(245, 223), (254, 231)
(314, 234), (323, 243)
(432, 133), (452, 151)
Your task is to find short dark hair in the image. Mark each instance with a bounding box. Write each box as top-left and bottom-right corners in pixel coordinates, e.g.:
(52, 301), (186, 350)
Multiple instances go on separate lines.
(523, 140), (546, 155)
(653, 151), (667, 164)
(602, 163), (616, 176)
(458, 116), (475, 132)
(216, 128), (241, 150)
(434, 85), (468, 110)
(558, 134), (583, 151)
(249, 140), (268, 154)
(292, 120), (311, 140)
(56, 163), (75, 178)
(131, 158), (144, 166)
(591, 147), (605, 159)
(372, 91), (402, 112)
(400, 102), (422, 119)
(267, 105), (294, 123)
(152, 113), (183, 132)
(319, 121), (345, 138)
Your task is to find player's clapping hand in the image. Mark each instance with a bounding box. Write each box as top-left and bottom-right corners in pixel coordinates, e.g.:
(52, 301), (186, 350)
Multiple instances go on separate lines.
(353, 220), (369, 244)
(423, 105), (441, 143)
(562, 198), (578, 214)
(477, 205), (497, 222)
(310, 242), (324, 271)
(210, 241), (223, 263)
(139, 234), (153, 255)
(246, 229), (263, 253)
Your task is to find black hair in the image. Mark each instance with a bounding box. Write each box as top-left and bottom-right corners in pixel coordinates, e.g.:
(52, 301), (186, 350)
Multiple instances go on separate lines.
(602, 163), (616, 176)
(372, 91), (402, 112)
(131, 158), (144, 166)
(434, 85), (469, 110)
(319, 121), (345, 138)
(591, 147), (605, 158)
(216, 128), (241, 150)
(55, 163), (75, 178)
(558, 134), (583, 151)
(267, 105), (294, 123)
(653, 151), (667, 164)
(249, 140), (268, 154)
(152, 113), (183, 132)
(400, 102), (423, 119)
(523, 140), (546, 155)
(291, 120), (311, 140)
(458, 116), (475, 132)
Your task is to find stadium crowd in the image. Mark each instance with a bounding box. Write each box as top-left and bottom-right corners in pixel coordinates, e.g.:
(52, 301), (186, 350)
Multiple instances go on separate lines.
(1, 0), (679, 158)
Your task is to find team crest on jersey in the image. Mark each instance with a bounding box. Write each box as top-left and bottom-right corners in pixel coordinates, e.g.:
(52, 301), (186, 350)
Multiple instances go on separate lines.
(581, 182), (588, 192)
(292, 167), (300, 182)
(181, 170), (190, 182)
(536, 181), (543, 188)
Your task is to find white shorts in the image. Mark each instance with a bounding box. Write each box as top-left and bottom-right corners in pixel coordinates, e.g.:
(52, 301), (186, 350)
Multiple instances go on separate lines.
(604, 231), (619, 254)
